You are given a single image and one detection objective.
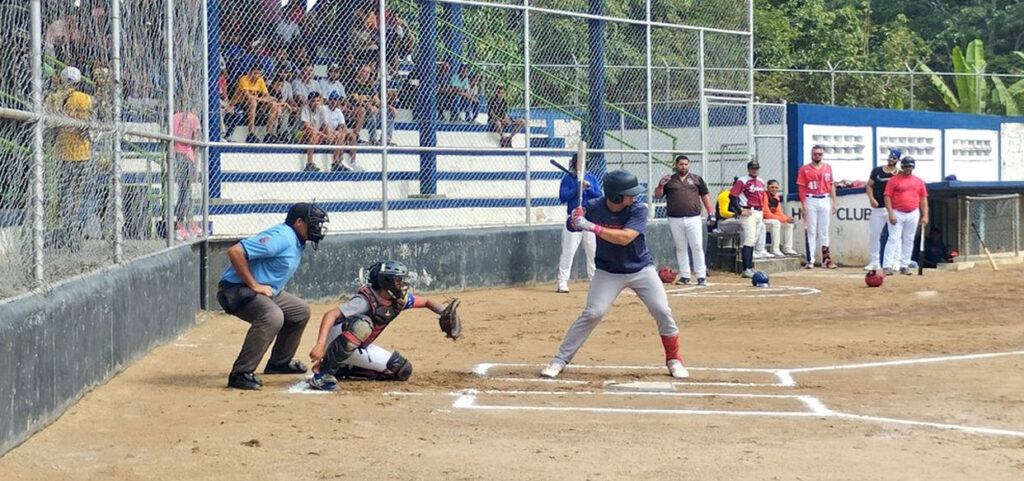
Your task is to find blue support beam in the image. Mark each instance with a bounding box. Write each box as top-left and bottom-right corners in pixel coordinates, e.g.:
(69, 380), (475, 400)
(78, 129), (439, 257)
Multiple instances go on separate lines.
(207, 0), (222, 198)
(416, 0), (439, 195)
(587, 0), (606, 177)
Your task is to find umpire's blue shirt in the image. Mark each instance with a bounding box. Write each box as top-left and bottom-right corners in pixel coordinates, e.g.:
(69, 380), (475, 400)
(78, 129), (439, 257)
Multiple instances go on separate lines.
(220, 223), (304, 296)
(584, 197), (652, 274)
(559, 172), (602, 214)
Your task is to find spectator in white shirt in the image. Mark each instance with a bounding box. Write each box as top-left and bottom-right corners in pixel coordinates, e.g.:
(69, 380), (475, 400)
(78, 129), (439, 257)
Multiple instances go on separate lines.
(291, 63), (321, 109)
(299, 92), (329, 172)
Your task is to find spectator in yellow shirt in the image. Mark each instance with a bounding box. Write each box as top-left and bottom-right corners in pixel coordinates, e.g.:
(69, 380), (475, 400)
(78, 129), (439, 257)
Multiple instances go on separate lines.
(712, 180), (741, 235)
(49, 66), (93, 251)
(232, 65), (282, 143)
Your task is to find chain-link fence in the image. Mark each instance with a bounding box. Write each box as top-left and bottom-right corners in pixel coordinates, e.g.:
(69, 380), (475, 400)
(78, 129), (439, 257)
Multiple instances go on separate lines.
(0, 1), (208, 299)
(208, 0), (755, 235)
(962, 195), (1020, 262)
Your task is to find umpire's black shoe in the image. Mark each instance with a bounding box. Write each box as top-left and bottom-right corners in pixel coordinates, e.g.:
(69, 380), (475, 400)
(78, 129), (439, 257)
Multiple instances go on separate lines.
(264, 359), (308, 374)
(228, 372), (262, 390)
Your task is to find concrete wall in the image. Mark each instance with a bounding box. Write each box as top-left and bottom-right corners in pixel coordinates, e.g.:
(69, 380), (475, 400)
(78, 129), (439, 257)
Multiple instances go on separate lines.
(203, 222), (678, 309)
(0, 245), (200, 455)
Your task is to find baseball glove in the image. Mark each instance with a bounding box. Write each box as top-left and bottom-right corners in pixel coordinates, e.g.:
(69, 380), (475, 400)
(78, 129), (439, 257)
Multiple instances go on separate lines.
(438, 298), (462, 340)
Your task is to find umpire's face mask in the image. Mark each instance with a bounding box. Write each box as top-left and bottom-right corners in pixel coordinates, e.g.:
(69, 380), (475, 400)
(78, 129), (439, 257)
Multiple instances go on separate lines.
(302, 205), (329, 249)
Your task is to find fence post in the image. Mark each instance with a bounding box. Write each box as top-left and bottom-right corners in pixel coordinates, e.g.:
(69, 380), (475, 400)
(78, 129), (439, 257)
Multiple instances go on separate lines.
(165, 0), (176, 247)
(965, 199), (971, 263)
(644, 0), (653, 212)
(523, 0), (532, 224)
(379, 0), (390, 230)
(111, 0), (124, 262)
(29, 0), (44, 287)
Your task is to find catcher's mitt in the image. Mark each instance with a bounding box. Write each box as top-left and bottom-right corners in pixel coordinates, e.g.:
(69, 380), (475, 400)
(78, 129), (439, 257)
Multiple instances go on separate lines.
(438, 298), (462, 340)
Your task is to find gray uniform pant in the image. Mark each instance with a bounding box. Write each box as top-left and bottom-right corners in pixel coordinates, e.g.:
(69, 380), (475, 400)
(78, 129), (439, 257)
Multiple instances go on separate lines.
(230, 290), (311, 374)
(552, 265), (679, 366)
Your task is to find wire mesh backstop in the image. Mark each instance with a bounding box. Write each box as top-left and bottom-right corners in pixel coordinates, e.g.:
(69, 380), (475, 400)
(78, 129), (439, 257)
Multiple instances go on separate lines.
(0, 0), (756, 298)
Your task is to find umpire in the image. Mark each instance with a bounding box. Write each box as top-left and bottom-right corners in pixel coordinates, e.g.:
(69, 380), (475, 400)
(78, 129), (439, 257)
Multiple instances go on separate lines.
(218, 202), (329, 390)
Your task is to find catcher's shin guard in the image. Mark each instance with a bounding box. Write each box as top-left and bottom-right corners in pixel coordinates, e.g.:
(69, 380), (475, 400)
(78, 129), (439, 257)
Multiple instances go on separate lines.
(321, 316), (373, 376)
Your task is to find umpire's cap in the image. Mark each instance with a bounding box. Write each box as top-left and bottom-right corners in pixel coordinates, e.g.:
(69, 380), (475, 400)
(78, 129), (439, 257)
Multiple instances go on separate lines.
(901, 156), (916, 167)
(602, 170), (645, 200)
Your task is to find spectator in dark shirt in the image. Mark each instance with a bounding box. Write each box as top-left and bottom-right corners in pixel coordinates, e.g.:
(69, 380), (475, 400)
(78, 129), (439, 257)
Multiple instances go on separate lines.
(922, 227), (955, 268)
(488, 85), (525, 148)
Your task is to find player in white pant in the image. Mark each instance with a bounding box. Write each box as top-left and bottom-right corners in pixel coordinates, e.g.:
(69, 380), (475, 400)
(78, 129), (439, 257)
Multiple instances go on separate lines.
(797, 145), (838, 268)
(541, 170), (689, 380)
(864, 149), (900, 269)
(655, 154), (715, 286)
(761, 179), (797, 255)
(883, 156), (928, 275)
(728, 160), (767, 278)
(555, 154), (602, 292)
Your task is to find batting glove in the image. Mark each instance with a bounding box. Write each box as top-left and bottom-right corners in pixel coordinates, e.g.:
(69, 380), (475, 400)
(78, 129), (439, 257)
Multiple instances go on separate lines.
(571, 207), (603, 235)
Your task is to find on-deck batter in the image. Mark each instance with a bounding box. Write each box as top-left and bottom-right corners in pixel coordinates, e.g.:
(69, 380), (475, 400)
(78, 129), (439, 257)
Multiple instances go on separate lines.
(797, 145), (838, 269)
(540, 169), (689, 379)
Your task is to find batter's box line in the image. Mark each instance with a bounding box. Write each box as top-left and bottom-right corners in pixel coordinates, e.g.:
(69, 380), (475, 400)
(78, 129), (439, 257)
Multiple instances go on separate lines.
(449, 389), (1024, 438)
(472, 363), (796, 387)
(450, 388), (829, 417)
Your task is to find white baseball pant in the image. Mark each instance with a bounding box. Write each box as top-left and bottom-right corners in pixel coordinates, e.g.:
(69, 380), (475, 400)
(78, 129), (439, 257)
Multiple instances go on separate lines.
(323, 326), (394, 375)
(668, 215), (706, 279)
(763, 218), (794, 252)
(551, 265), (679, 366)
(867, 206), (888, 267)
(883, 209), (920, 270)
(804, 196), (831, 264)
(739, 209), (764, 247)
(557, 228), (596, 284)
(754, 220), (767, 253)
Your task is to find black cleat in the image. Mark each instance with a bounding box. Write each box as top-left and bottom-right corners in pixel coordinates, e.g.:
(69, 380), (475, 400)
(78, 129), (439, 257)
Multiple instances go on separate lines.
(264, 359), (308, 374)
(228, 372), (262, 390)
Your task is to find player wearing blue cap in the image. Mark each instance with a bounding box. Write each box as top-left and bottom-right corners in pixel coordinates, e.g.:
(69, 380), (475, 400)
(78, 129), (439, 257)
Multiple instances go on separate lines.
(864, 149), (900, 270)
(540, 169), (690, 380)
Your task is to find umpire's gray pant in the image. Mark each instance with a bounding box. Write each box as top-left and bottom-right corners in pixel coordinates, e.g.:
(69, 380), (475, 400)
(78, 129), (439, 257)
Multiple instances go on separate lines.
(230, 290), (310, 375)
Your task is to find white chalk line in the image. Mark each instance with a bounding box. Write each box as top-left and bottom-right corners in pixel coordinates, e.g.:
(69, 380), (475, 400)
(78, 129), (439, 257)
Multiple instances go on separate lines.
(786, 350), (1024, 373)
(473, 363), (795, 387)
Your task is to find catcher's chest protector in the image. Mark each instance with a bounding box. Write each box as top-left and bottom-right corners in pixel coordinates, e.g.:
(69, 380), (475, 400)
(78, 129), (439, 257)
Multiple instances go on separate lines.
(358, 285), (405, 329)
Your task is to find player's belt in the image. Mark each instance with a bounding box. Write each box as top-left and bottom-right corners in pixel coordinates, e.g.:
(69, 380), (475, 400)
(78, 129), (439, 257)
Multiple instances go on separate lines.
(809, 194), (828, 198)
(749, 206), (762, 211)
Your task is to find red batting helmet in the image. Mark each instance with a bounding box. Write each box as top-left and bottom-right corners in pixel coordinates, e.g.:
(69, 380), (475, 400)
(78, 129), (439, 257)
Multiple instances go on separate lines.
(658, 266), (679, 284)
(865, 269), (884, 288)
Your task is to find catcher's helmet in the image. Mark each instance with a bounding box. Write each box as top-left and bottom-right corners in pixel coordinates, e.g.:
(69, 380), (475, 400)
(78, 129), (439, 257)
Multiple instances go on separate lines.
(602, 170), (645, 203)
(286, 202), (329, 247)
(751, 270), (769, 287)
(657, 266), (679, 284)
(865, 269), (884, 287)
(368, 259), (409, 301)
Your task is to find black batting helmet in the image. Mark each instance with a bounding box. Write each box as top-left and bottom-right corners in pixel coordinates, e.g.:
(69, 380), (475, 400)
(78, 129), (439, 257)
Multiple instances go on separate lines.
(602, 170), (645, 203)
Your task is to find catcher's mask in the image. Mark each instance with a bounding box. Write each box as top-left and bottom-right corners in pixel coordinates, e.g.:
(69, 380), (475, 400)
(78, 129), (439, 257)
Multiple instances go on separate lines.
(286, 202), (329, 248)
(368, 259), (409, 302)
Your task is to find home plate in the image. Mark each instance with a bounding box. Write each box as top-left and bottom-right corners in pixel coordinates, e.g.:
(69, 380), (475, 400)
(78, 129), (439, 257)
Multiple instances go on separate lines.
(914, 290), (939, 298)
(604, 381), (676, 393)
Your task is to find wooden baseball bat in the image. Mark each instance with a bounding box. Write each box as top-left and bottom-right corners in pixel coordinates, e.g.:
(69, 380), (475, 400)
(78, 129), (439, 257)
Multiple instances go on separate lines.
(917, 223), (925, 275)
(971, 222), (999, 271)
(577, 141), (586, 208)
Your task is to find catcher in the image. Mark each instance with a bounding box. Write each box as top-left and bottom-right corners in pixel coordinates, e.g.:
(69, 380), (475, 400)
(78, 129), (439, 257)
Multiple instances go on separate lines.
(307, 259), (461, 391)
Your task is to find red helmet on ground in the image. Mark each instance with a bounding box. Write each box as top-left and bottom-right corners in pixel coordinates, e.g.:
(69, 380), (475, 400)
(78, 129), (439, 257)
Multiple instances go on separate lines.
(658, 266), (679, 284)
(865, 269), (884, 288)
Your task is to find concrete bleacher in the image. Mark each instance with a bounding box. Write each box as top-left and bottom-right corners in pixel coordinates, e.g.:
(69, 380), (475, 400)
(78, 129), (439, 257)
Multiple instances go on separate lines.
(706, 231), (805, 274)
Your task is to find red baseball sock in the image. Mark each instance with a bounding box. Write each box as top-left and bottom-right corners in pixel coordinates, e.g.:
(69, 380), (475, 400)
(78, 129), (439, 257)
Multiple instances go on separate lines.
(660, 334), (682, 362)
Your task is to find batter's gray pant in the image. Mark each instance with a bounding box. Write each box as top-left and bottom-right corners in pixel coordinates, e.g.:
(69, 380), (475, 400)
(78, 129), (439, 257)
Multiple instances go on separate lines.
(552, 265), (679, 366)
(230, 290), (311, 374)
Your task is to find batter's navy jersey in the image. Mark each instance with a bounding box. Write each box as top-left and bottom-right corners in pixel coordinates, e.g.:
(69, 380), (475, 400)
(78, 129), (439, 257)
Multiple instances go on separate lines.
(584, 197), (652, 274)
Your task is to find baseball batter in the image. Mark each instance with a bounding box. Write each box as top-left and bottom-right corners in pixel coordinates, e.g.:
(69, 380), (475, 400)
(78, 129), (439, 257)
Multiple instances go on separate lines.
(864, 149), (900, 270)
(307, 260), (460, 390)
(540, 170), (689, 379)
(883, 156), (928, 275)
(797, 145), (838, 269)
(655, 154), (715, 286)
(556, 154), (602, 293)
(728, 160), (767, 278)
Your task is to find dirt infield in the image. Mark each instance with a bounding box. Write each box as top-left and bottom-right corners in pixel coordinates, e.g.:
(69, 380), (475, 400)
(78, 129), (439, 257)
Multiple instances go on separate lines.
(2, 264), (1023, 480)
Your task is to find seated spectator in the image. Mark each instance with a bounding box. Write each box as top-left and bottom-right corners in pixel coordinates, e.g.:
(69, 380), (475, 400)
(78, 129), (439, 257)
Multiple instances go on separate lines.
(325, 91), (358, 171)
(218, 64), (243, 140)
(232, 65), (282, 143)
(712, 185), (741, 235)
(449, 65), (475, 121)
(291, 43), (311, 69)
(270, 46), (296, 80)
(466, 75), (483, 121)
(351, 7), (379, 67)
(436, 61), (455, 120)
(233, 38), (273, 87)
(299, 92), (329, 172)
(349, 63), (392, 145)
(488, 85), (525, 148)
(761, 179), (798, 256)
(277, 1), (304, 45)
(268, 73), (297, 143)
(292, 63), (321, 110)
(386, 10), (414, 71)
(923, 227), (956, 268)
